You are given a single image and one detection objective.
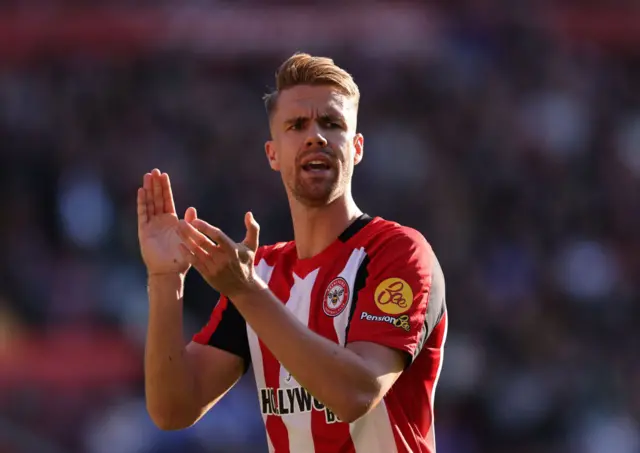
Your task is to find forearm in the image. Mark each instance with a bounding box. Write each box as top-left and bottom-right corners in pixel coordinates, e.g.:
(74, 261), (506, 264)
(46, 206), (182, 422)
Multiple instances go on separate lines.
(232, 284), (379, 422)
(145, 274), (198, 428)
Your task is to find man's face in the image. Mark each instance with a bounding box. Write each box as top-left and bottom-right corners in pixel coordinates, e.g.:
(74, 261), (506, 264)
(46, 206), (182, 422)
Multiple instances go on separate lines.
(265, 85), (363, 207)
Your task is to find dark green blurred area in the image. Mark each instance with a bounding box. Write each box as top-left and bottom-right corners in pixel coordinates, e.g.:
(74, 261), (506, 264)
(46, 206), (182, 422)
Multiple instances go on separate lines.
(0, 2), (639, 453)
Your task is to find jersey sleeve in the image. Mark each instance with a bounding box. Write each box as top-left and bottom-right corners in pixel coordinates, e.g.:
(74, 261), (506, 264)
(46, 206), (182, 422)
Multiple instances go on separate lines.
(345, 228), (446, 365)
(192, 295), (251, 372)
(191, 245), (273, 372)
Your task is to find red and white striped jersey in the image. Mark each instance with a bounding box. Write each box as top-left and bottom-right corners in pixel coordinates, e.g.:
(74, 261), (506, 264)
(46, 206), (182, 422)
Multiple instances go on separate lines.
(193, 215), (448, 453)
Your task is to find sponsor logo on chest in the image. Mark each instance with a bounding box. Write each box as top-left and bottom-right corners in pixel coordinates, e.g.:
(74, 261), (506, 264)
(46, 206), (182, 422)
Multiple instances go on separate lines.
(260, 386), (341, 424)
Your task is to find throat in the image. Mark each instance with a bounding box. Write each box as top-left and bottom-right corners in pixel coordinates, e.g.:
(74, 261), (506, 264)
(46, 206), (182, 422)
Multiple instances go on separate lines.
(290, 199), (364, 260)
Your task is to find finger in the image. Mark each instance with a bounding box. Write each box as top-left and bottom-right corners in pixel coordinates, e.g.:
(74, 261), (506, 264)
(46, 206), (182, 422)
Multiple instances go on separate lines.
(191, 219), (236, 254)
(185, 207), (198, 223)
(178, 235), (217, 276)
(151, 168), (164, 214)
(177, 220), (218, 255)
(178, 244), (211, 279)
(178, 243), (202, 270)
(242, 212), (260, 252)
(137, 188), (147, 228)
(178, 236), (209, 262)
(143, 173), (155, 217)
(161, 173), (177, 215)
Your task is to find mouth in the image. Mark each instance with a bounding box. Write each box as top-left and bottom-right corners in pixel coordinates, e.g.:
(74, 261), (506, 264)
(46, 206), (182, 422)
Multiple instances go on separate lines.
(302, 160), (332, 172)
(300, 154), (334, 173)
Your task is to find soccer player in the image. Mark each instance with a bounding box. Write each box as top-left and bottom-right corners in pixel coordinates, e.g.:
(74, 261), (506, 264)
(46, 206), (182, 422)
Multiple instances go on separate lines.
(139, 53), (448, 453)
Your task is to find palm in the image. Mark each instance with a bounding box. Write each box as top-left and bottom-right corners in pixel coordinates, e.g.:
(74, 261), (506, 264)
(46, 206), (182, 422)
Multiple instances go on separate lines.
(140, 213), (189, 274)
(137, 170), (195, 276)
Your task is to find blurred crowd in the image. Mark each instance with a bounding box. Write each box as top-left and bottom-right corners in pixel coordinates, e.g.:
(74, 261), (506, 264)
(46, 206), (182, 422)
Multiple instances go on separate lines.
(1, 3), (639, 453)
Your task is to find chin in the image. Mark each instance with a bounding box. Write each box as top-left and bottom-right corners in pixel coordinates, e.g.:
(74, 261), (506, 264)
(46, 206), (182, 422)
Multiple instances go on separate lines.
(294, 192), (334, 207)
(292, 186), (343, 208)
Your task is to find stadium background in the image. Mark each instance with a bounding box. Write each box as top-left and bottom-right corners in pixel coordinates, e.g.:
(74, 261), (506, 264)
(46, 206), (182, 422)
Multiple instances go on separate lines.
(1, 1), (639, 452)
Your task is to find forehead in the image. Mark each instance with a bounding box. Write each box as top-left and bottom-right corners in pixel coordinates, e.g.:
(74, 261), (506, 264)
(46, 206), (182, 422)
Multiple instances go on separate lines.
(275, 85), (355, 117)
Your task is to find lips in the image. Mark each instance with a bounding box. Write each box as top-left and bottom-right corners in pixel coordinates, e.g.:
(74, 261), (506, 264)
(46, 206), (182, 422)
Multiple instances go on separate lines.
(300, 153), (334, 172)
(302, 160), (331, 171)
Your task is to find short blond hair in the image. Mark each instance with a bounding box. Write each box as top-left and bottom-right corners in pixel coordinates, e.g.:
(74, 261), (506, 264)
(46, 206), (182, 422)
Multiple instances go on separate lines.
(263, 53), (360, 118)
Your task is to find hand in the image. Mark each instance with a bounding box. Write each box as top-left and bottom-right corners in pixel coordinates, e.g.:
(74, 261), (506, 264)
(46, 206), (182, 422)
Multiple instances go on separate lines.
(137, 168), (197, 276)
(176, 212), (264, 298)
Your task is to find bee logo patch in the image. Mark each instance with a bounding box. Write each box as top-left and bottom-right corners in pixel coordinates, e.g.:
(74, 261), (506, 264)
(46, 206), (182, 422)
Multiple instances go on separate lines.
(323, 277), (350, 317)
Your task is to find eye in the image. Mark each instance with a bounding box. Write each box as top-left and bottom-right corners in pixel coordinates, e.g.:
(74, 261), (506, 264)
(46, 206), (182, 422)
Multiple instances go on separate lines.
(323, 120), (341, 129)
(289, 119), (305, 131)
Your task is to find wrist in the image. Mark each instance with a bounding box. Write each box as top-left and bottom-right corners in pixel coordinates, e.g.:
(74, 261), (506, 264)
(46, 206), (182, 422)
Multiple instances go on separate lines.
(148, 271), (185, 282)
(147, 272), (185, 298)
(228, 277), (268, 305)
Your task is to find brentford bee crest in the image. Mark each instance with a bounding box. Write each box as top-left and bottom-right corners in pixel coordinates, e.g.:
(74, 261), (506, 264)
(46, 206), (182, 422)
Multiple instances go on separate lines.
(323, 277), (350, 317)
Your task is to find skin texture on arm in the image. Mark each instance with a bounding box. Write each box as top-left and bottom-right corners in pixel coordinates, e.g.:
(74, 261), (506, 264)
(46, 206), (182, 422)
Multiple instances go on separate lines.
(176, 215), (407, 423)
(145, 273), (245, 429)
(139, 169), (246, 429)
(231, 284), (406, 423)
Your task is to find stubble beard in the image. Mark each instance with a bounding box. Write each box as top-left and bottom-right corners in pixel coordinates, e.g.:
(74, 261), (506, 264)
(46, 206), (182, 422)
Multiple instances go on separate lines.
(289, 165), (351, 208)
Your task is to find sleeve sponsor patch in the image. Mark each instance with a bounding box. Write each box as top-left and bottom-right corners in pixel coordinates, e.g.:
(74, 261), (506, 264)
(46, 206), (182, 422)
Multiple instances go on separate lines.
(360, 311), (410, 332)
(374, 277), (414, 315)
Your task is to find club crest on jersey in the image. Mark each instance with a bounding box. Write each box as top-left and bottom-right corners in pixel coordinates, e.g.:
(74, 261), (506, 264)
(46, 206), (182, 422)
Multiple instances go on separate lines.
(323, 277), (350, 317)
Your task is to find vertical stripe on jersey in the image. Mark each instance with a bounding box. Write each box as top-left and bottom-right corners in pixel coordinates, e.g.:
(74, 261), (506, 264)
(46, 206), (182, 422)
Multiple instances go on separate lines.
(333, 248), (367, 347)
(278, 269), (320, 453)
(344, 255), (370, 342)
(248, 326), (275, 453)
(305, 249), (365, 453)
(248, 259), (277, 453)
(261, 257), (297, 453)
(339, 249), (399, 452)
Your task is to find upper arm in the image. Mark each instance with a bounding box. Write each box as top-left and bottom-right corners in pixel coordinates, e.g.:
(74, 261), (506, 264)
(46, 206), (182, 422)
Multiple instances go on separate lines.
(189, 295), (251, 415)
(346, 228), (446, 368)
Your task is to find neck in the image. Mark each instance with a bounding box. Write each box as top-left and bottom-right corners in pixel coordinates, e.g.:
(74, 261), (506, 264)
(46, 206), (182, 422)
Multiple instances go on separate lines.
(288, 191), (363, 260)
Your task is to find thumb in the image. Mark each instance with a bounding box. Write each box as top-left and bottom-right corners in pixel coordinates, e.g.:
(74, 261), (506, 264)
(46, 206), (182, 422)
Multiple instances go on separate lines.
(242, 211), (260, 252)
(185, 207), (197, 223)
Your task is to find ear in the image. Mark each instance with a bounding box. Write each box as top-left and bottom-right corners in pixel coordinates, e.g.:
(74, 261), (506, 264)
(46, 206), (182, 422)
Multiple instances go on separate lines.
(265, 140), (280, 171)
(353, 133), (364, 166)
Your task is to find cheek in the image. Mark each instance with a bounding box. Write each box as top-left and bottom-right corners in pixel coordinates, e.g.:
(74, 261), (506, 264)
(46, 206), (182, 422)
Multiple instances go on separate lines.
(279, 146), (299, 174)
(338, 135), (356, 161)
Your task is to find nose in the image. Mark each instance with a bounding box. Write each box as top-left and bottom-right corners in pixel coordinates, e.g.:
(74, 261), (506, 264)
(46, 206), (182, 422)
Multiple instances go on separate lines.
(305, 129), (328, 149)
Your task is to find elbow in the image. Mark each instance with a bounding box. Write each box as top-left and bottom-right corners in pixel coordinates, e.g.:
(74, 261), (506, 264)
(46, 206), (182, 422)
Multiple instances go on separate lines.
(335, 386), (381, 424)
(150, 415), (193, 432)
(334, 399), (371, 424)
(335, 409), (365, 425)
(147, 403), (197, 431)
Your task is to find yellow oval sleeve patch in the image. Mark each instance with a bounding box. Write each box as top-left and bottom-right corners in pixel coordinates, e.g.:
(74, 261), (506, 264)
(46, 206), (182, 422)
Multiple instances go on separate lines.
(374, 278), (414, 315)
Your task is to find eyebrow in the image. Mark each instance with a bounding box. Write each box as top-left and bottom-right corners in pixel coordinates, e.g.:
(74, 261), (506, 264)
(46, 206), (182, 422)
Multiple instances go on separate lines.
(319, 113), (346, 124)
(283, 116), (307, 126)
(283, 112), (346, 125)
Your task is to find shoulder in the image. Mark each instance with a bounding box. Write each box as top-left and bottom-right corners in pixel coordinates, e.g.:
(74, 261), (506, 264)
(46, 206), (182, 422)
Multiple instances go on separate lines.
(355, 217), (443, 290)
(360, 217), (433, 262)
